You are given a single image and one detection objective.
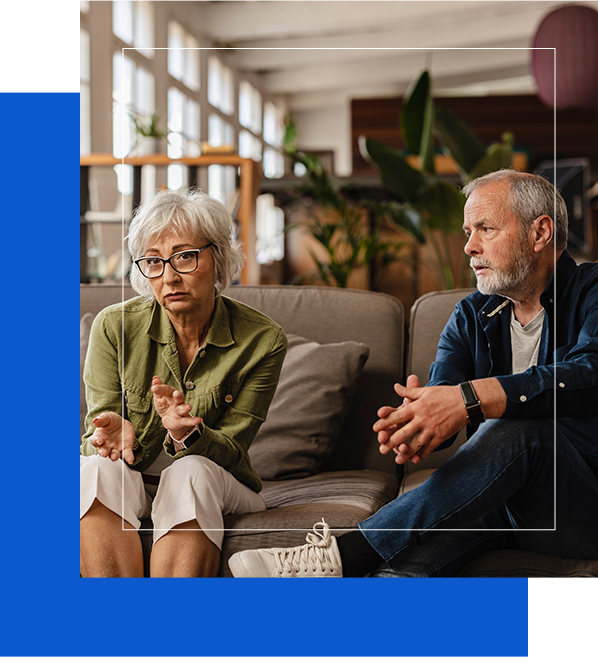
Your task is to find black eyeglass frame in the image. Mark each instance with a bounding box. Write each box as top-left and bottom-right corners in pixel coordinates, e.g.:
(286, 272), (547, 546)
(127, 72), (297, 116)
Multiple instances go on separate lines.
(134, 244), (213, 279)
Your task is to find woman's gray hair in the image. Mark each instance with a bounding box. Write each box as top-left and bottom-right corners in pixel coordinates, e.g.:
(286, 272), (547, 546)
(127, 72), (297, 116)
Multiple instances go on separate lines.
(127, 188), (245, 298)
(462, 169), (568, 251)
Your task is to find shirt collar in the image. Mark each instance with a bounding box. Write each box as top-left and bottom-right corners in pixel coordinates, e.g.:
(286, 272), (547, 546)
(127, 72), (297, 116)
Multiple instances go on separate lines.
(478, 249), (574, 320)
(540, 249), (575, 307)
(146, 294), (235, 348)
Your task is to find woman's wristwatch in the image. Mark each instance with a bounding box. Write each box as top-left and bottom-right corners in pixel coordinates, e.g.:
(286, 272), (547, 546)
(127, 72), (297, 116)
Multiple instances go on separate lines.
(168, 425), (201, 450)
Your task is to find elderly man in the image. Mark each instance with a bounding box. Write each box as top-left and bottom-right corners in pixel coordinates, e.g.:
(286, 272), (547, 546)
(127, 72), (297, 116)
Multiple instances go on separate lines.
(229, 170), (598, 578)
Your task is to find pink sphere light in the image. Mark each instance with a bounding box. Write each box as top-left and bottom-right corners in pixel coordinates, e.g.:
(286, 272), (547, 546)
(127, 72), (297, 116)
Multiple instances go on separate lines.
(531, 4), (598, 109)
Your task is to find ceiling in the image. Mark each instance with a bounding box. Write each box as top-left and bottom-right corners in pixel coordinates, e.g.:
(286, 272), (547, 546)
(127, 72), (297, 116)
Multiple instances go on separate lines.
(201, 0), (598, 111)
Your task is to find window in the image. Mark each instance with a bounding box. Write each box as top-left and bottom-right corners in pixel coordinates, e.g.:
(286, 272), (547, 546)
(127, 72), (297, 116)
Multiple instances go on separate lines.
(113, 0), (154, 58)
(134, 1), (155, 59)
(239, 130), (262, 161)
(80, 28), (91, 155)
(239, 81), (262, 134)
(112, 53), (156, 158)
(208, 55), (234, 116)
(208, 113), (234, 148)
(256, 194), (284, 264)
(168, 21), (200, 91)
(208, 113), (236, 205)
(167, 88), (200, 157)
(113, 53), (157, 196)
(263, 101), (284, 147)
(263, 148), (285, 179)
(167, 88), (200, 190)
(113, 1), (133, 44)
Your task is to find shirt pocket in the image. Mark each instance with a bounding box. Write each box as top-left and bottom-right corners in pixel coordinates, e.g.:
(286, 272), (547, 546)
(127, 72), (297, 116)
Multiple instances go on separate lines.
(201, 377), (243, 424)
(124, 388), (160, 437)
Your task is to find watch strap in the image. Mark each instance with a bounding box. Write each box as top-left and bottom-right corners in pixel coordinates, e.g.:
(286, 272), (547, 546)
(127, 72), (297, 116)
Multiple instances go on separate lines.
(168, 424), (201, 449)
(459, 381), (485, 425)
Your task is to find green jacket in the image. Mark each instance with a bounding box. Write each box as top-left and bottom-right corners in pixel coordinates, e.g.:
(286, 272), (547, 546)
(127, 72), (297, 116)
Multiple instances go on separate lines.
(81, 294), (287, 492)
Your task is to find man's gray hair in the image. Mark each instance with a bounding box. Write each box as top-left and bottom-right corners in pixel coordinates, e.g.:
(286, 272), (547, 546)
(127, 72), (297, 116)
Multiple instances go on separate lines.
(462, 169), (568, 251)
(127, 188), (245, 299)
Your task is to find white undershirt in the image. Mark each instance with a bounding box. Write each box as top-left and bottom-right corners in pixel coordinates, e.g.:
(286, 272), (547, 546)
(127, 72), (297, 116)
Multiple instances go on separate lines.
(510, 306), (546, 374)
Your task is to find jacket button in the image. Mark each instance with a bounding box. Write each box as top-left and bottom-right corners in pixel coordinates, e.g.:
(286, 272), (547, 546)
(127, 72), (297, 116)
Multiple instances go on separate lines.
(185, 381), (195, 390)
(519, 395), (527, 402)
(559, 382), (565, 388)
(225, 394), (233, 403)
(199, 350), (206, 358)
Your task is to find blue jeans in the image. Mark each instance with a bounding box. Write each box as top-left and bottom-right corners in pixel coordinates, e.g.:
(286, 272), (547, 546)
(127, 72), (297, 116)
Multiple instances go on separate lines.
(360, 419), (598, 577)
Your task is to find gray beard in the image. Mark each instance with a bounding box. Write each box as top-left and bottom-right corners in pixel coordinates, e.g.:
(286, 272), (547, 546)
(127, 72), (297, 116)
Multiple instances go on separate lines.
(471, 250), (533, 297)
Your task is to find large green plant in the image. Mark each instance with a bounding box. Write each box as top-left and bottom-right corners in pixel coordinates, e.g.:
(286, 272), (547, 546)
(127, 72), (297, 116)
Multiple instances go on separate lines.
(360, 70), (514, 289)
(283, 119), (410, 289)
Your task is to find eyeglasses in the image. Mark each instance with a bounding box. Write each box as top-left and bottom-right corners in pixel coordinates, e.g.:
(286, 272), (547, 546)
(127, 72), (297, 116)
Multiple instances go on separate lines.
(135, 244), (213, 279)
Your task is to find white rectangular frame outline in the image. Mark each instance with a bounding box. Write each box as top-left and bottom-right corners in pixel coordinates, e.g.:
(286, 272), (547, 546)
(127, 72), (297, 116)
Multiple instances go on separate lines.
(114, 46), (558, 535)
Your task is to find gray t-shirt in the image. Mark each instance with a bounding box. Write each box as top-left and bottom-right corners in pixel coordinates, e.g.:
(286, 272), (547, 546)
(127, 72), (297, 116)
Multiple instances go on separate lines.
(510, 306), (546, 374)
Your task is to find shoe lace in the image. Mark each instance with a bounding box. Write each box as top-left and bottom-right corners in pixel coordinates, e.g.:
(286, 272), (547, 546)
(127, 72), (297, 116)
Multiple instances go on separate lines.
(271, 520), (336, 575)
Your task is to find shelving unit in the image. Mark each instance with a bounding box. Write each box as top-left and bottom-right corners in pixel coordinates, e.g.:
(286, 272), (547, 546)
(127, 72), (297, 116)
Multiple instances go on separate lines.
(80, 154), (261, 284)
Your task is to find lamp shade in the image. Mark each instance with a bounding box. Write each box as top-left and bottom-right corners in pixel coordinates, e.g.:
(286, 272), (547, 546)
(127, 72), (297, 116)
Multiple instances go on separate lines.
(531, 4), (598, 109)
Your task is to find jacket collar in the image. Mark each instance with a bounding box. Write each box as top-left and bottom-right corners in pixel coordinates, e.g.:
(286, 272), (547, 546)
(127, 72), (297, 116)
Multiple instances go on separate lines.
(540, 249), (575, 307)
(146, 294), (235, 348)
(477, 249), (574, 323)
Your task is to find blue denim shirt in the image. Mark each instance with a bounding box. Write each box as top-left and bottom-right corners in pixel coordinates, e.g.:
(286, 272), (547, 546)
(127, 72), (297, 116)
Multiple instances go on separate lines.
(429, 250), (598, 468)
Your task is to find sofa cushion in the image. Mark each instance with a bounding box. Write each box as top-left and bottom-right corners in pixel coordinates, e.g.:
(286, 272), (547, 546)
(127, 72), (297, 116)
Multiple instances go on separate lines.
(398, 468), (436, 495)
(218, 502), (378, 577)
(262, 470), (398, 513)
(248, 334), (370, 480)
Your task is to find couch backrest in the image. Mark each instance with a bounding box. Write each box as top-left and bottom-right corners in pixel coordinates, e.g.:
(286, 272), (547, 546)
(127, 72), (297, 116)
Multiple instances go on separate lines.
(81, 284), (405, 475)
(404, 288), (475, 474)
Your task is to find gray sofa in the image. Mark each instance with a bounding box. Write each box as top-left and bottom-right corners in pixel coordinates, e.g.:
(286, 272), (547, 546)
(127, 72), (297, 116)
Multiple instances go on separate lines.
(81, 284), (598, 577)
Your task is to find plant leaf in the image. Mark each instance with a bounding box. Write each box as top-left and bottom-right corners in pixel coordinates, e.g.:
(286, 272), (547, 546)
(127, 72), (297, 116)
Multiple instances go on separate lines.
(379, 202), (426, 244)
(415, 180), (465, 234)
(465, 132), (514, 182)
(401, 70), (435, 174)
(434, 105), (486, 176)
(359, 136), (426, 202)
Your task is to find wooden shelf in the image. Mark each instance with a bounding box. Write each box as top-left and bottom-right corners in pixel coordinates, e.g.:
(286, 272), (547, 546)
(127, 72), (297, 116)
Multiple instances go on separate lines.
(406, 152), (528, 175)
(80, 154), (261, 285)
(80, 153), (252, 167)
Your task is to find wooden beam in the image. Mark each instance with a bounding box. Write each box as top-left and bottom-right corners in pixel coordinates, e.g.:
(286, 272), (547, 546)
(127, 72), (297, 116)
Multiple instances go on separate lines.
(202, 1), (528, 41)
(260, 43), (530, 95)
(227, 7), (550, 71)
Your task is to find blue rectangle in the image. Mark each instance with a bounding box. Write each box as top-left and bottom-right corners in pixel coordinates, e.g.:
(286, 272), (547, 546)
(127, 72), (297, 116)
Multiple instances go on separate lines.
(0, 92), (527, 657)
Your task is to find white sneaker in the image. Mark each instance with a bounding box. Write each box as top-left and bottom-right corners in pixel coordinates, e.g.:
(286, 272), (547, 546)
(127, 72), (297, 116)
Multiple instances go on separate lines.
(228, 519), (343, 577)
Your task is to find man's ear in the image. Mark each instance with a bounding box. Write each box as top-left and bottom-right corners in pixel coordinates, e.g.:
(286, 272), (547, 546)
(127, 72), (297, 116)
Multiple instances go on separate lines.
(531, 215), (554, 252)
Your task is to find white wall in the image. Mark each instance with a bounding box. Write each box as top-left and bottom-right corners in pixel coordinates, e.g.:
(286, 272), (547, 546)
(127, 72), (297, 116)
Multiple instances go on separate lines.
(293, 100), (352, 176)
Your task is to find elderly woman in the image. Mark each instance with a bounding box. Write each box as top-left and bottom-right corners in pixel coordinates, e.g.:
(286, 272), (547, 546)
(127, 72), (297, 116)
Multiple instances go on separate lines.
(80, 189), (287, 577)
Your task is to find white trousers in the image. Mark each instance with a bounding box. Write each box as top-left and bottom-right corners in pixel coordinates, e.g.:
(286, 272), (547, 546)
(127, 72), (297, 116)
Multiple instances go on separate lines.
(80, 454), (267, 548)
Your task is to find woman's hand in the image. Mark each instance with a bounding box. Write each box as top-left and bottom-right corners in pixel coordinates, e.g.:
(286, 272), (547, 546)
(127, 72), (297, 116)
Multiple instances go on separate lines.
(151, 376), (203, 442)
(91, 412), (137, 464)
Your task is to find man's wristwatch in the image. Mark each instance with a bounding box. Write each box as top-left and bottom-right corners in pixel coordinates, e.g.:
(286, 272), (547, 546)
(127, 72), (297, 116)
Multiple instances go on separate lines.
(168, 425), (201, 450)
(459, 381), (485, 425)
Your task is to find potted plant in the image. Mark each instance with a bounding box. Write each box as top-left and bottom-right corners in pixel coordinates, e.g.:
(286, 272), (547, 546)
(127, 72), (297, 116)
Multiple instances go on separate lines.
(360, 70), (514, 289)
(127, 108), (168, 157)
(282, 118), (409, 290)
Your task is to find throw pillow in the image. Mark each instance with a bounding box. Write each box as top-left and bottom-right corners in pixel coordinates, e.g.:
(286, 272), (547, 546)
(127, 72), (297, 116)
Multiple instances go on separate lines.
(248, 334), (369, 480)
